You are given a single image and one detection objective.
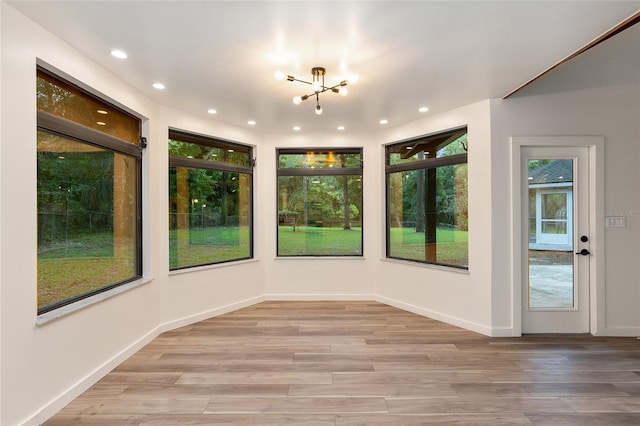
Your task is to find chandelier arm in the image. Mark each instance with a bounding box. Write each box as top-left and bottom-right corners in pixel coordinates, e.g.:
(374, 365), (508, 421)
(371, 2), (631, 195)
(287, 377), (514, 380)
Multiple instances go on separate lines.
(319, 81), (348, 93)
(288, 77), (313, 86)
(294, 84), (348, 101)
(288, 78), (347, 93)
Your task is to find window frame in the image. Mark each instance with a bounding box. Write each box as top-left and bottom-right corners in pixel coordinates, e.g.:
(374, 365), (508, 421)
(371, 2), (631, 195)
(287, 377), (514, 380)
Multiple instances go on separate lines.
(276, 147), (364, 257)
(36, 66), (144, 315)
(384, 126), (468, 270)
(168, 128), (254, 270)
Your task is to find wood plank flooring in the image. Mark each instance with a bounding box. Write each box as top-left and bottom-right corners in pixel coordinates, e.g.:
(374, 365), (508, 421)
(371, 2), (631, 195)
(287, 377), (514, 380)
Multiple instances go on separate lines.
(44, 301), (640, 425)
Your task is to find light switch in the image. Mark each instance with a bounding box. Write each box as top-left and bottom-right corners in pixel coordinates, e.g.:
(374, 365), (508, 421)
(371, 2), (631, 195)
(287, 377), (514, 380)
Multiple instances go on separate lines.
(605, 216), (626, 228)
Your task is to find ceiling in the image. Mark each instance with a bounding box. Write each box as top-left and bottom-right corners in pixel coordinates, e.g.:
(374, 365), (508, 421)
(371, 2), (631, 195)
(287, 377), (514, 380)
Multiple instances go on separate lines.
(9, 1), (640, 134)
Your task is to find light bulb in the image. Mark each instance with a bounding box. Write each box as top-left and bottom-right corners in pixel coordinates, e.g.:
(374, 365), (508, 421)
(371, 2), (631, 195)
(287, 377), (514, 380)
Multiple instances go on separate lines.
(110, 49), (127, 59)
(293, 96), (302, 105)
(339, 87), (348, 96)
(315, 104), (323, 115)
(274, 71), (286, 81)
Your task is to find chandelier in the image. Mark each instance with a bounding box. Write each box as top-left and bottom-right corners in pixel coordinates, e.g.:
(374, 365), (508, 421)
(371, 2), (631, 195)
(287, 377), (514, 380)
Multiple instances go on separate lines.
(275, 67), (348, 115)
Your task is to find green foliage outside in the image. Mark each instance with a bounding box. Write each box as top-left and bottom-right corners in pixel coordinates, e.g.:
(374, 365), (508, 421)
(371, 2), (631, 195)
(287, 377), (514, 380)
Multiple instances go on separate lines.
(389, 227), (468, 267)
(278, 226), (362, 256)
(170, 226), (251, 268)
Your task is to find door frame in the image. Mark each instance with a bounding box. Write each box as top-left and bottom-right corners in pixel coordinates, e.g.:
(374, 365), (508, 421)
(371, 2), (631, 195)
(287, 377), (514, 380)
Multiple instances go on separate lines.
(511, 136), (604, 336)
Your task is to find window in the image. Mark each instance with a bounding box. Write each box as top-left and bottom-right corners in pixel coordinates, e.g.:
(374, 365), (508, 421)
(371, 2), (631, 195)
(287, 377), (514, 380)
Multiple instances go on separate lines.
(169, 130), (253, 269)
(277, 148), (363, 256)
(385, 127), (468, 269)
(37, 67), (142, 314)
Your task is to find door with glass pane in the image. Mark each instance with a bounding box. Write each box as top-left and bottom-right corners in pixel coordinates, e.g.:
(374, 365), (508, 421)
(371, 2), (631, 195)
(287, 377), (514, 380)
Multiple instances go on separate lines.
(522, 146), (590, 333)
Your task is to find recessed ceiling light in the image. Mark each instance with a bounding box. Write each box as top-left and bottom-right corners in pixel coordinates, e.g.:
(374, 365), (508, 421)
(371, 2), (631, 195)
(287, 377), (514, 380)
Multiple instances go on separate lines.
(207, 108), (217, 115)
(97, 109), (108, 115)
(96, 121), (106, 126)
(152, 82), (165, 90)
(337, 126), (345, 131)
(110, 49), (127, 59)
(248, 120), (256, 126)
(228, 149), (234, 153)
(419, 106), (429, 113)
(379, 119), (388, 125)
(293, 126), (301, 131)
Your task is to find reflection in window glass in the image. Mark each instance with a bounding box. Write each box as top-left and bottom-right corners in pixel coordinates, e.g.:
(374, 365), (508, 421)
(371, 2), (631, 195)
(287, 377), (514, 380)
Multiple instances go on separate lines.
(386, 128), (468, 269)
(169, 167), (252, 268)
(37, 69), (140, 145)
(277, 149), (363, 256)
(168, 130), (253, 269)
(168, 138), (251, 167)
(36, 68), (142, 315)
(37, 132), (139, 312)
(278, 152), (361, 169)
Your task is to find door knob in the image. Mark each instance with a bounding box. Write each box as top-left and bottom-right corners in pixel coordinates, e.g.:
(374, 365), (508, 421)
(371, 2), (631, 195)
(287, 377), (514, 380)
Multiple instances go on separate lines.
(575, 248), (590, 256)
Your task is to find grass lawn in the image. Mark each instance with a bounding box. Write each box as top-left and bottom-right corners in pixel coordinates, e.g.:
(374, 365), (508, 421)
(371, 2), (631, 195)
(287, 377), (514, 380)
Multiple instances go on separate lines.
(170, 226), (251, 268)
(389, 226), (468, 267)
(38, 255), (135, 309)
(38, 233), (136, 310)
(37, 225), (463, 309)
(278, 225), (362, 256)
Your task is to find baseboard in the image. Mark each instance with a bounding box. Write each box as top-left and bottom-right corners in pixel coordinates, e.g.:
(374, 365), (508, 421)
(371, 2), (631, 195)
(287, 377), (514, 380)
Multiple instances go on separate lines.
(375, 295), (496, 337)
(598, 326), (640, 337)
(263, 293), (375, 301)
(264, 294), (512, 336)
(158, 295), (266, 333)
(25, 326), (162, 426)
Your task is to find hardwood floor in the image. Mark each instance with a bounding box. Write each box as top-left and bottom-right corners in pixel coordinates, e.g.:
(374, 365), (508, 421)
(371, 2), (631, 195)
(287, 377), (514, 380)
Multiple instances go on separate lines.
(44, 301), (640, 425)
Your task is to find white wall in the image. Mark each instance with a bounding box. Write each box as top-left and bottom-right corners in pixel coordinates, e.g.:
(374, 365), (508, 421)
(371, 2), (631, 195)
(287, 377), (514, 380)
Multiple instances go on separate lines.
(0, 4), (160, 425)
(0, 4), (267, 425)
(491, 24), (640, 335)
(261, 131), (382, 300)
(158, 106), (266, 327)
(2, 2), (639, 425)
(372, 101), (498, 335)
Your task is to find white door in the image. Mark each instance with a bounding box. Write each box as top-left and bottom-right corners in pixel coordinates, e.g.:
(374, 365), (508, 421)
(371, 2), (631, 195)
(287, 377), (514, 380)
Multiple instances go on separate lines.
(522, 146), (590, 333)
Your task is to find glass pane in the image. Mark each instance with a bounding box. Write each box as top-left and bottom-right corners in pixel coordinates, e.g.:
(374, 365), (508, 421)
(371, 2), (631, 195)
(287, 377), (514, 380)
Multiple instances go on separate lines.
(387, 164), (468, 268)
(278, 151), (361, 169)
(37, 70), (140, 145)
(168, 139), (251, 167)
(277, 175), (362, 256)
(37, 130), (139, 311)
(542, 193), (568, 233)
(387, 131), (467, 166)
(169, 167), (252, 268)
(528, 159), (574, 308)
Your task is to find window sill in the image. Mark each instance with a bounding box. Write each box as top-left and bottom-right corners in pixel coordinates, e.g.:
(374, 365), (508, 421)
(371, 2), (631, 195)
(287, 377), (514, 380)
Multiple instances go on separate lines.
(275, 256), (365, 260)
(169, 258), (259, 275)
(381, 257), (469, 274)
(36, 277), (154, 326)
